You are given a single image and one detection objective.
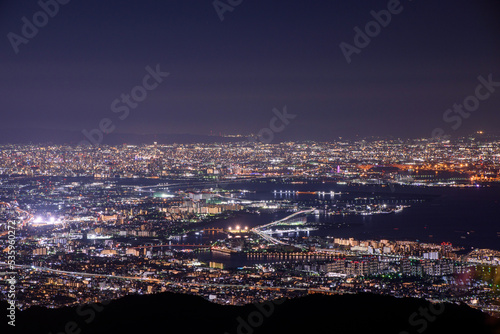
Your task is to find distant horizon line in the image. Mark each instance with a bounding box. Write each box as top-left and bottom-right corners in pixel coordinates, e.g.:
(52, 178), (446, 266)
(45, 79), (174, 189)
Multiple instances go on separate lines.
(0, 134), (498, 147)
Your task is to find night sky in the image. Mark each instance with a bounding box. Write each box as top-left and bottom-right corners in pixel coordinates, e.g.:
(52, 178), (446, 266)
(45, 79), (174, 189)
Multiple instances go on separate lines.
(1, 0), (500, 143)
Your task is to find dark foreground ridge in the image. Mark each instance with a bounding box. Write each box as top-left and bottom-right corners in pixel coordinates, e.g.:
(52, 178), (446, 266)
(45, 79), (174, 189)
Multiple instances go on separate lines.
(2, 293), (500, 334)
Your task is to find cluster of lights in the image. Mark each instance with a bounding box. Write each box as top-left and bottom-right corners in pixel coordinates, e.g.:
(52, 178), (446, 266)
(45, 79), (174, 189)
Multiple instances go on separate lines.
(228, 225), (248, 232)
(32, 215), (62, 225)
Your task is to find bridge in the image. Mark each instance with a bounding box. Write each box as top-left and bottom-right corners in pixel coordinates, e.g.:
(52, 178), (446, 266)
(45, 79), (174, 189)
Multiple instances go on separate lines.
(256, 208), (316, 230)
(252, 208), (315, 245)
(261, 227), (317, 235)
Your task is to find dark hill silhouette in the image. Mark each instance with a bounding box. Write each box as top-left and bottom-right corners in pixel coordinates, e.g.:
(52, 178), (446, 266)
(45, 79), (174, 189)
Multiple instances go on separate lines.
(2, 293), (500, 334)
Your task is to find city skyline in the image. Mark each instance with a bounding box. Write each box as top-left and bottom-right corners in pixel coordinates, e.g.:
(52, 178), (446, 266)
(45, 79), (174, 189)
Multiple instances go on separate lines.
(1, 1), (500, 333)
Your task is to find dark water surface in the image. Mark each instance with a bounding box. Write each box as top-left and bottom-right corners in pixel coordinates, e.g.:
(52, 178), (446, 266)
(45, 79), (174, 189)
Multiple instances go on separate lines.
(10, 176), (500, 251)
(221, 182), (500, 251)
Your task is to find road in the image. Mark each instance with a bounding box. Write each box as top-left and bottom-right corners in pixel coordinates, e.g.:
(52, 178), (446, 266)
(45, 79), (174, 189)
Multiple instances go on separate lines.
(0, 262), (332, 293)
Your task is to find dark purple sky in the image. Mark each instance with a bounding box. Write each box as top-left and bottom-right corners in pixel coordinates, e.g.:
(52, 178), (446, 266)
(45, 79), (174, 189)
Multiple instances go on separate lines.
(1, 0), (499, 142)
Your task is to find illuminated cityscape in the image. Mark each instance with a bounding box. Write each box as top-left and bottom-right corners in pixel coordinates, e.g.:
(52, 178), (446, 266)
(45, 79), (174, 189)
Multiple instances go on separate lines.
(1, 138), (499, 319)
(2, 0), (500, 332)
